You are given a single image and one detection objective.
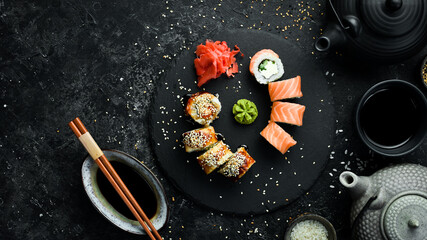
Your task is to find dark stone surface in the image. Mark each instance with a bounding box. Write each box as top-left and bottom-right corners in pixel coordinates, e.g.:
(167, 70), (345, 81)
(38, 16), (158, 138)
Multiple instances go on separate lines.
(0, 0), (426, 239)
(151, 29), (335, 215)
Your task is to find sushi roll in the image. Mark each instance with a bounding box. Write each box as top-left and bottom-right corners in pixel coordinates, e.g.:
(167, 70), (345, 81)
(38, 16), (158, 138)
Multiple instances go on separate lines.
(249, 49), (284, 84)
(197, 141), (233, 174)
(268, 76), (303, 101)
(260, 122), (297, 154)
(185, 92), (222, 126)
(182, 126), (218, 153)
(270, 102), (306, 126)
(218, 147), (256, 181)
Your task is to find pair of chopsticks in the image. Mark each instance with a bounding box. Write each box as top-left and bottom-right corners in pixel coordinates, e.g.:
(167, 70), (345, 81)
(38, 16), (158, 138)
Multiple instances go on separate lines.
(69, 117), (162, 240)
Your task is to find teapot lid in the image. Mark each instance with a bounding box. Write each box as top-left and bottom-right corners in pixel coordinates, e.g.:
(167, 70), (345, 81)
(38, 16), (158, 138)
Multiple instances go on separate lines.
(381, 192), (427, 240)
(334, 0), (427, 60)
(359, 0), (424, 37)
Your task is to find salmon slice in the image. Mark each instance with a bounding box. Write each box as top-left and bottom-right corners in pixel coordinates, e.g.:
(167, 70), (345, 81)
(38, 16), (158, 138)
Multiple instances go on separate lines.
(268, 76), (303, 101)
(260, 122), (297, 154)
(270, 102), (306, 126)
(249, 49), (279, 75)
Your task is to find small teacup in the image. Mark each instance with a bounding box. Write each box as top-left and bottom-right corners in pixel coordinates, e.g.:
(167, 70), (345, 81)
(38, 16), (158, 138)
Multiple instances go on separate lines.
(421, 55), (427, 89)
(355, 80), (427, 156)
(81, 149), (169, 235)
(284, 214), (337, 240)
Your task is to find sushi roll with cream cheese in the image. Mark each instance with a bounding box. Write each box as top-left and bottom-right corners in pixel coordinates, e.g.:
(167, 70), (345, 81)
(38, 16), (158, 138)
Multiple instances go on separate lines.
(218, 147), (256, 181)
(185, 92), (222, 126)
(197, 141), (233, 174)
(249, 49), (284, 84)
(182, 126), (218, 153)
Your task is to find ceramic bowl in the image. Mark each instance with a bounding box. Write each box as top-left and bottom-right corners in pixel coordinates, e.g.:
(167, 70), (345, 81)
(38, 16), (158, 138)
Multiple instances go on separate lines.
(284, 214), (337, 240)
(421, 55), (427, 89)
(355, 79), (427, 156)
(81, 149), (169, 235)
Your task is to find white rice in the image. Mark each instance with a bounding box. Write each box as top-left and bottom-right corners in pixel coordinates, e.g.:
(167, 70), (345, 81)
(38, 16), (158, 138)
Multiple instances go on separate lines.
(290, 220), (328, 240)
(252, 52), (284, 84)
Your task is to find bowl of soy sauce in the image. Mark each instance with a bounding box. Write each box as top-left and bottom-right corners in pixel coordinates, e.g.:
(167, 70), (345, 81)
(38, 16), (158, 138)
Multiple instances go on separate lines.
(356, 80), (427, 156)
(82, 150), (169, 235)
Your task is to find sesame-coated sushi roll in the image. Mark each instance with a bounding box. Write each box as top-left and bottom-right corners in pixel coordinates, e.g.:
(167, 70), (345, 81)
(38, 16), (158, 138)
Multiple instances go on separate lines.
(218, 147), (256, 181)
(249, 49), (284, 84)
(197, 141), (233, 174)
(185, 92), (222, 126)
(182, 126), (218, 153)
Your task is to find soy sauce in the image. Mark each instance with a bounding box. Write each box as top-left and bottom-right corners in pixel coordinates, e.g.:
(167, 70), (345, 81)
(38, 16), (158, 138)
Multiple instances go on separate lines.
(216, 133), (225, 141)
(183, 93), (194, 106)
(360, 88), (419, 148)
(238, 144), (248, 150)
(96, 161), (158, 220)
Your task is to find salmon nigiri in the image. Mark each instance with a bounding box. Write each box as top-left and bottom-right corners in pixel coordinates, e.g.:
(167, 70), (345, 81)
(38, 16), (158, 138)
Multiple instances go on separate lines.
(260, 122), (296, 154)
(270, 102), (306, 126)
(268, 76), (303, 102)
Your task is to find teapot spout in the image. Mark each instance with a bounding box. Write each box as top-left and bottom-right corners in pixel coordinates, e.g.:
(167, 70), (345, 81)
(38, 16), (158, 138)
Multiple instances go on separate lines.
(339, 171), (371, 200)
(315, 23), (346, 52)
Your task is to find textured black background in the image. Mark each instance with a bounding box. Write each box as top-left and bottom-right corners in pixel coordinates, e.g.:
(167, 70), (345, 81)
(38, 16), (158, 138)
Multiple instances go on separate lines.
(1, 0), (426, 239)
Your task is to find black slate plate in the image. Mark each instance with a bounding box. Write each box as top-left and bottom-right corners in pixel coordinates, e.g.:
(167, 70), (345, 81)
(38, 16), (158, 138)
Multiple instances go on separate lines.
(150, 29), (335, 215)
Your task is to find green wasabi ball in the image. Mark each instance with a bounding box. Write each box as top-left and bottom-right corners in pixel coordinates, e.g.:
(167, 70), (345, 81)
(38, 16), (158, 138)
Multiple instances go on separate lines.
(232, 99), (258, 125)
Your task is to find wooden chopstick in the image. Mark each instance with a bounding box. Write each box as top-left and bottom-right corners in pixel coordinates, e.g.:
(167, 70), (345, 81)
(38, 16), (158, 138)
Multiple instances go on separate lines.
(69, 118), (162, 240)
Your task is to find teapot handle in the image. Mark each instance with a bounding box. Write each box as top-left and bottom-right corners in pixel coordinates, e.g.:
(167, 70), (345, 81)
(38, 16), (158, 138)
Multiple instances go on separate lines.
(351, 189), (380, 239)
(328, 0), (361, 38)
(328, 0), (350, 31)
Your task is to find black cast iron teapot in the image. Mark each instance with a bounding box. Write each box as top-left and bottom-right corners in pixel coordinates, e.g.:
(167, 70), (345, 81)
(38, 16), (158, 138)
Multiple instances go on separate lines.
(315, 0), (427, 62)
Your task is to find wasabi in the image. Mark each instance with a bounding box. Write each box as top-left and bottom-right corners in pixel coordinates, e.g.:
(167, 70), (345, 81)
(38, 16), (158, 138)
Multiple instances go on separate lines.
(232, 99), (258, 125)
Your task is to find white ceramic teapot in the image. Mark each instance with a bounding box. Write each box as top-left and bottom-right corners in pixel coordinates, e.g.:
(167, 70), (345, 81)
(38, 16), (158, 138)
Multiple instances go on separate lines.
(339, 163), (427, 240)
